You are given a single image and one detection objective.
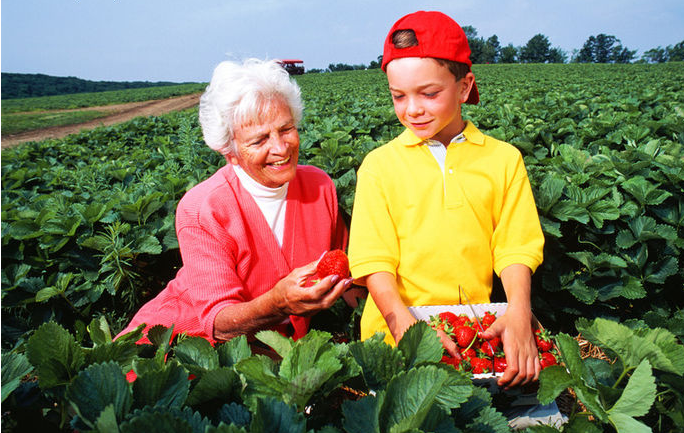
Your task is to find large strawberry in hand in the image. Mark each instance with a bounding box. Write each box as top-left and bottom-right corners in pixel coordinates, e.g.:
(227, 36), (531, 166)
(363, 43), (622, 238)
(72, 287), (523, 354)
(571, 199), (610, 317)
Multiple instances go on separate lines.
(316, 249), (350, 279)
(305, 250), (350, 287)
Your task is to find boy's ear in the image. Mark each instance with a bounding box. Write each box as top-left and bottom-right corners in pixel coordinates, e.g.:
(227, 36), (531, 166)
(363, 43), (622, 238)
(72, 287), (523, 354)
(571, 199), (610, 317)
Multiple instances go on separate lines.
(460, 72), (476, 104)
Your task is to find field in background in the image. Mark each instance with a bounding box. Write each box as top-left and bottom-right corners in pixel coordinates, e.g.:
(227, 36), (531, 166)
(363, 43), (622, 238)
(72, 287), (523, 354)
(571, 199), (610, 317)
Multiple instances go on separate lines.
(2, 62), (683, 432)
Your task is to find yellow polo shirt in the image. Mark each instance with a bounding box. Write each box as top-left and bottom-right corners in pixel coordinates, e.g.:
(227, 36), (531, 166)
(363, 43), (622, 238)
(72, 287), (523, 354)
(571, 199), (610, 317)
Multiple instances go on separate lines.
(348, 122), (544, 344)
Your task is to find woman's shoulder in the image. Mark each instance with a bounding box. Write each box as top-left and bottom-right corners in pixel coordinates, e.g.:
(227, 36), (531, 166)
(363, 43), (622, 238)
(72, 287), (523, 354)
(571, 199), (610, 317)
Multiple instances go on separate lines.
(294, 164), (334, 185)
(176, 165), (238, 219)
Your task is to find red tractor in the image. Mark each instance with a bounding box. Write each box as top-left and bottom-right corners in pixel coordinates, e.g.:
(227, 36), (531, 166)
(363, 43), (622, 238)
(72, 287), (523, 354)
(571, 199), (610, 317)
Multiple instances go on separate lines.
(278, 59), (305, 75)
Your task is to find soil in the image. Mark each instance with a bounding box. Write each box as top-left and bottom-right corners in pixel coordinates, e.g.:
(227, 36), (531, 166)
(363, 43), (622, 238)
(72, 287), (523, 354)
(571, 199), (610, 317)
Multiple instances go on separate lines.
(1, 92), (202, 149)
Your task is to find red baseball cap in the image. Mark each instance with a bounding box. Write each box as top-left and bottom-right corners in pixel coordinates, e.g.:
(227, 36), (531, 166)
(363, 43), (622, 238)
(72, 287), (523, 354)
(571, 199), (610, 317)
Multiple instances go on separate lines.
(382, 10), (479, 104)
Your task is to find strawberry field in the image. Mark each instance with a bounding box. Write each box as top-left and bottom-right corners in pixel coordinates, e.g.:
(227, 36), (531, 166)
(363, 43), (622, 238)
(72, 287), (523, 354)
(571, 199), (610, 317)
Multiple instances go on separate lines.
(2, 63), (684, 432)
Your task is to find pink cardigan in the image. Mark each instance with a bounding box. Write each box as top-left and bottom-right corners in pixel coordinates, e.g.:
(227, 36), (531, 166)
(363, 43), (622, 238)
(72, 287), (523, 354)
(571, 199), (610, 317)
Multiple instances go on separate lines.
(117, 164), (348, 344)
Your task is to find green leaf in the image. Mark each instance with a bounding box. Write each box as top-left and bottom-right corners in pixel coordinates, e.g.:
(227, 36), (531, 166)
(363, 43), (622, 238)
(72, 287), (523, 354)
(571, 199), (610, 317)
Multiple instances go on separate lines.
(236, 355), (288, 411)
(217, 335), (252, 367)
(608, 413), (652, 433)
(249, 398), (307, 433)
(576, 317), (684, 374)
(536, 174), (566, 213)
(555, 333), (608, 422)
(587, 199), (620, 228)
(94, 404), (121, 433)
(464, 406), (511, 433)
(609, 359), (656, 419)
(174, 336), (219, 374)
(551, 200), (590, 224)
(26, 321), (85, 389)
(88, 315), (113, 346)
(84, 339), (140, 369)
(348, 333), (406, 391)
(621, 175), (672, 206)
(342, 392), (383, 433)
(65, 361), (132, 428)
(135, 234), (162, 255)
(644, 256), (678, 284)
(119, 407), (195, 433)
(35, 285), (63, 302)
(217, 402), (251, 427)
(537, 364), (573, 405)
(565, 278), (598, 304)
(132, 361), (190, 409)
(1, 352), (34, 403)
(380, 365), (450, 432)
(255, 330), (294, 358)
(185, 367), (241, 407)
(397, 321), (443, 368)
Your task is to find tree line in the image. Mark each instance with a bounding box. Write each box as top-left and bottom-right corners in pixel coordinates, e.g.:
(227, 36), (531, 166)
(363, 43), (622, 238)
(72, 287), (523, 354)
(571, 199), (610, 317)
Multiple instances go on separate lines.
(1, 73), (190, 100)
(309, 30), (683, 72)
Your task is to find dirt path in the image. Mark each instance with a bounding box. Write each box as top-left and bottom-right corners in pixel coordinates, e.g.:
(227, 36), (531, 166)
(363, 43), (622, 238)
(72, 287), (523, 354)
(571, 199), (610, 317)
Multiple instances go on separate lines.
(1, 92), (202, 149)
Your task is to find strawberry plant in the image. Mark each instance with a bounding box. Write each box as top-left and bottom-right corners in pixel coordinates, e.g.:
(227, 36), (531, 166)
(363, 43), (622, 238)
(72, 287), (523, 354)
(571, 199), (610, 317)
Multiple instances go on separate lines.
(2, 63), (684, 431)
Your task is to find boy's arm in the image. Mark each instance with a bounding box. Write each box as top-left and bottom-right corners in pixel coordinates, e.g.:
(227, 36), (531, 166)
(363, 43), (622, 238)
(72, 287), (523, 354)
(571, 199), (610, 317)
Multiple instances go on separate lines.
(366, 271), (460, 357)
(480, 263), (540, 388)
(366, 272), (416, 342)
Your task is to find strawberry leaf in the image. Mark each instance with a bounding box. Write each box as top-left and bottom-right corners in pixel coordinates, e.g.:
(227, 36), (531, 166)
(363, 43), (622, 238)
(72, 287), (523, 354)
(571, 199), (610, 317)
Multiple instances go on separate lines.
(65, 361), (132, 428)
(397, 320), (444, 368)
(348, 333), (406, 391)
(26, 321), (85, 389)
(132, 361), (189, 409)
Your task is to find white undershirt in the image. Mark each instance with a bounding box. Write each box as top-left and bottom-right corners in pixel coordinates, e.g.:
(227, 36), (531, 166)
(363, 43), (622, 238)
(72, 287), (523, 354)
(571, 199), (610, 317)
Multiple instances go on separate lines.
(232, 164), (289, 247)
(426, 133), (467, 196)
(425, 132), (467, 174)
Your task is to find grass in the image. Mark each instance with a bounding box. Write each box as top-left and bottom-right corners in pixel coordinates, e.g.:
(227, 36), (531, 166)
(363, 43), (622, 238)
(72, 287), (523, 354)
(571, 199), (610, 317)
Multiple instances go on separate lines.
(1, 110), (114, 135)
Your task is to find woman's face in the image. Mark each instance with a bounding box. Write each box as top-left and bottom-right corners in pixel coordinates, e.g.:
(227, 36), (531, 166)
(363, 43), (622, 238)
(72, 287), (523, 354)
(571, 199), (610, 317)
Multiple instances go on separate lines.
(229, 97), (300, 188)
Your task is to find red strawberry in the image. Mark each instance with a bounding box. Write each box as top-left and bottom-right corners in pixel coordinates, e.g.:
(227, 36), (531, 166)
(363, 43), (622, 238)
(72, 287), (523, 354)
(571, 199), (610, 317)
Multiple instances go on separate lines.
(429, 315), (454, 337)
(481, 311), (497, 328)
(441, 355), (462, 369)
(452, 314), (472, 328)
(454, 325), (477, 348)
(534, 329), (554, 352)
(470, 357), (492, 374)
(438, 311), (459, 327)
(539, 352), (557, 369)
(316, 250), (349, 279)
(460, 347), (476, 361)
(493, 356), (507, 373)
(480, 337), (501, 357)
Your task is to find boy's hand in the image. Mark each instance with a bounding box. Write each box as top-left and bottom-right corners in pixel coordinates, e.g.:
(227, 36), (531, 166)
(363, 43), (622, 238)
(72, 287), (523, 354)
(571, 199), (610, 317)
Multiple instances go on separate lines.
(437, 329), (461, 359)
(478, 312), (540, 389)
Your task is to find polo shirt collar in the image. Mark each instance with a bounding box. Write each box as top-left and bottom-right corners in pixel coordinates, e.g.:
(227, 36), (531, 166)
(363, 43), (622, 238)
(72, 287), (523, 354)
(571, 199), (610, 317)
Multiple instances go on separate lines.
(397, 121), (485, 147)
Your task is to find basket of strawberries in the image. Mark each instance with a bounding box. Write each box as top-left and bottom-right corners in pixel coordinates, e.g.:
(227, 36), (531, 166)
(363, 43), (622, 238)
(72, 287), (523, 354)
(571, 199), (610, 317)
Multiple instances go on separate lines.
(408, 304), (559, 380)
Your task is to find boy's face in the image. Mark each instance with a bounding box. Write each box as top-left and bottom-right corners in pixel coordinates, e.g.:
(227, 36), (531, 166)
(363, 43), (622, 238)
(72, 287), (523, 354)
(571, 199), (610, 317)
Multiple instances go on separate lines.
(386, 57), (474, 145)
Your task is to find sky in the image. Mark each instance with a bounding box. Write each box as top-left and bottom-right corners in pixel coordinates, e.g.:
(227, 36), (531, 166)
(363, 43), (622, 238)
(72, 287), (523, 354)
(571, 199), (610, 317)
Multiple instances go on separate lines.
(2, 0), (683, 83)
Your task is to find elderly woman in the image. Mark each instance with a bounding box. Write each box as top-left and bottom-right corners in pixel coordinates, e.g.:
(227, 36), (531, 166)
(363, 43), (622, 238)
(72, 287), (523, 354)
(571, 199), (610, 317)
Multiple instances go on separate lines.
(116, 58), (351, 344)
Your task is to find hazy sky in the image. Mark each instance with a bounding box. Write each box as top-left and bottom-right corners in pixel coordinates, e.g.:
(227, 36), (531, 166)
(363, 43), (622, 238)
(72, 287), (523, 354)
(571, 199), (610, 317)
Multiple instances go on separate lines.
(2, 0), (683, 82)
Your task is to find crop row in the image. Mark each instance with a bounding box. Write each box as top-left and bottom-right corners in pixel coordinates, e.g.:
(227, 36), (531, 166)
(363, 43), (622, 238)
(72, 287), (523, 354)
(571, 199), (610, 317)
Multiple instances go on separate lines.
(1, 82), (207, 114)
(2, 61), (683, 432)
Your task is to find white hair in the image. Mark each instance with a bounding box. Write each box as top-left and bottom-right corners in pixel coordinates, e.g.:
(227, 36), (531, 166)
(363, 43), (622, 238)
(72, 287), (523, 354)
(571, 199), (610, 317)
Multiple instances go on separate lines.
(198, 58), (303, 156)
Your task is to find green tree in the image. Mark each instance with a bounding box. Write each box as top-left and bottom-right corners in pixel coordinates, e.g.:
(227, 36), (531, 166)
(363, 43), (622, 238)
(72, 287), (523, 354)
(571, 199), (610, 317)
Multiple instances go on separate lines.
(481, 35), (501, 63)
(666, 40), (684, 61)
(368, 55), (383, 69)
(499, 44), (519, 63)
(641, 47), (667, 63)
(577, 34), (635, 63)
(548, 47), (567, 63)
(520, 34), (551, 63)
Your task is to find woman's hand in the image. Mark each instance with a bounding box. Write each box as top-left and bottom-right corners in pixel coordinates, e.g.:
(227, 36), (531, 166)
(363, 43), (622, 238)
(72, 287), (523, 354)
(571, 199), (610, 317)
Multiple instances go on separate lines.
(273, 260), (353, 317)
(213, 259), (351, 342)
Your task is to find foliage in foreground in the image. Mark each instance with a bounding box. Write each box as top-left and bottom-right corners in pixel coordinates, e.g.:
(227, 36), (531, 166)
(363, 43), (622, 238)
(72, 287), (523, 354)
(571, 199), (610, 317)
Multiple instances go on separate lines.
(2, 318), (683, 432)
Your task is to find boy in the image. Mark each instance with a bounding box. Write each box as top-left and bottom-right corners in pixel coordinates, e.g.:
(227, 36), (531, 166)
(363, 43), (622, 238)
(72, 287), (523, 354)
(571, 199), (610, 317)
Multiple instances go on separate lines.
(348, 11), (545, 388)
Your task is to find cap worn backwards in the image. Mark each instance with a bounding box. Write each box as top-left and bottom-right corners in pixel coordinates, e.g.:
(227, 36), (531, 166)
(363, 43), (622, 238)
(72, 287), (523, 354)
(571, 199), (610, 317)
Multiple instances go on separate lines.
(382, 10), (479, 104)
